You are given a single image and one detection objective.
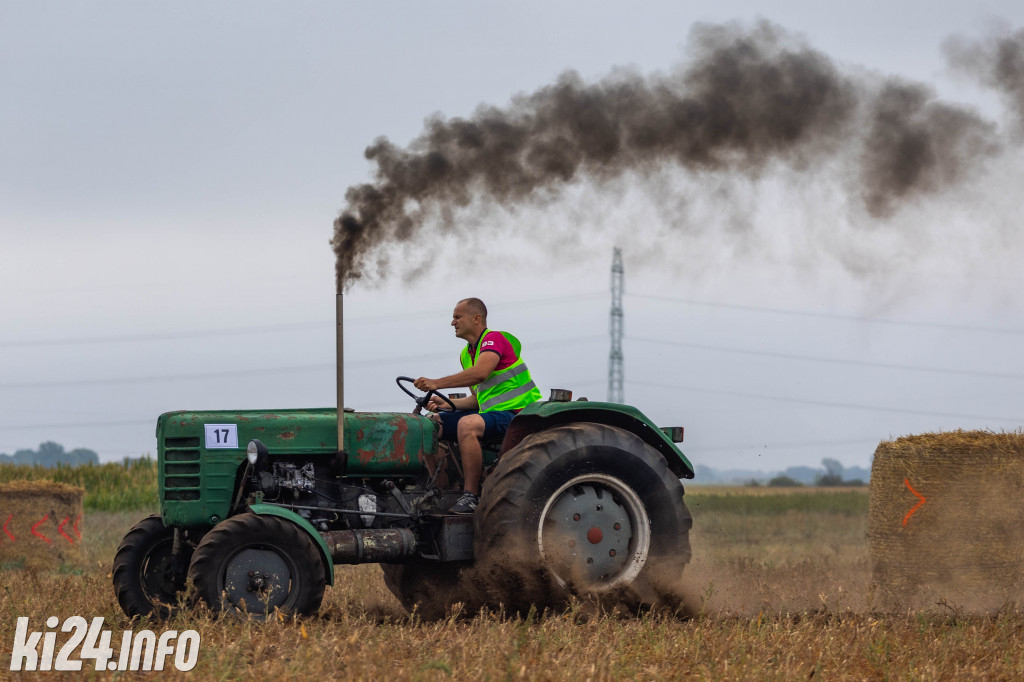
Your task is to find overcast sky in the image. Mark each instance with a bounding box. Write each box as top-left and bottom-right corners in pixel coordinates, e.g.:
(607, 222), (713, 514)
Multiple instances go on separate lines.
(2, 1), (1023, 476)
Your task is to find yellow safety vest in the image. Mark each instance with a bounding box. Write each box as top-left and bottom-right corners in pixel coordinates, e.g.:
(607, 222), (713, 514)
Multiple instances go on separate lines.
(460, 330), (541, 412)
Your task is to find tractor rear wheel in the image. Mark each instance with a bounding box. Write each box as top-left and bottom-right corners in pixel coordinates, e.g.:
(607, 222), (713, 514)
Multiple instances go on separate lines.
(188, 513), (326, 618)
(380, 559), (474, 620)
(473, 423), (692, 613)
(112, 514), (189, 619)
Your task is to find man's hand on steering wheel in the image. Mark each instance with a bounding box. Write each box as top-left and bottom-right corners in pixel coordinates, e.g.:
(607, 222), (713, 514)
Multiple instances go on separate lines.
(413, 377), (439, 392)
(395, 376), (458, 415)
(425, 395), (449, 412)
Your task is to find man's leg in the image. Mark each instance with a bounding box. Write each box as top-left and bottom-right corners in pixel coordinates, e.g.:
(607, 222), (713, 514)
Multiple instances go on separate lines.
(426, 410), (471, 488)
(423, 413), (447, 484)
(456, 413), (486, 495)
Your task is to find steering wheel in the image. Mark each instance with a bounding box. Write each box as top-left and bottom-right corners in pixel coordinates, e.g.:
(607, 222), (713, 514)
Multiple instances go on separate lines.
(396, 376), (458, 415)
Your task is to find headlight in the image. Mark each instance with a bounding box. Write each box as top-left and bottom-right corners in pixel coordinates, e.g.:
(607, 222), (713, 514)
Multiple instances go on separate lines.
(247, 439), (268, 465)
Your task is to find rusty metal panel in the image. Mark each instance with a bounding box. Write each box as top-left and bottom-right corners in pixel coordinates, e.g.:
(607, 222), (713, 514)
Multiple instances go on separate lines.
(345, 411), (438, 476)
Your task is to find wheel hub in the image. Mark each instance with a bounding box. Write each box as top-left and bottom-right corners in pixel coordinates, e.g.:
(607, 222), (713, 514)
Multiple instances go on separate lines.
(538, 474), (651, 590)
(247, 571), (269, 593)
(222, 548), (292, 610)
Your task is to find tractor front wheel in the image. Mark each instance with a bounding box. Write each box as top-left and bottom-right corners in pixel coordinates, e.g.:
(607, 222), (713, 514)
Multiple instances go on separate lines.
(188, 513), (326, 618)
(112, 514), (190, 619)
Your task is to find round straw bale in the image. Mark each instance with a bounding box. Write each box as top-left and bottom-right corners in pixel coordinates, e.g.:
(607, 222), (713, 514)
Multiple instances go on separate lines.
(0, 480), (85, 571)
(869, 430), (1024, 610)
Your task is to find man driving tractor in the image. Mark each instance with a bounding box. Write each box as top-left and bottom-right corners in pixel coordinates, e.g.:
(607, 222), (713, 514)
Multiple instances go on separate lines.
(414, 297), (542, 513)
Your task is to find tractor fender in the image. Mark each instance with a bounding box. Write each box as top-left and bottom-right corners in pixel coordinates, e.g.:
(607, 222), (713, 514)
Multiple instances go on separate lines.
(500, 404), (695, 479)
(246, 503), (335, 586)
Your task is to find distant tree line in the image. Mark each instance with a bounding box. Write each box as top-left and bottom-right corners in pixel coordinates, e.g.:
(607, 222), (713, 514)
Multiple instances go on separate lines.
(0, 441), (99, 467)
(765, 458), (866, 487)
(696, 457), (870, 486)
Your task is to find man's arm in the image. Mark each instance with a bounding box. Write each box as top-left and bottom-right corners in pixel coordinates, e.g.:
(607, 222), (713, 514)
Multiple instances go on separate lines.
(427, 392), (479, 412)
(414, 351), (500, 392)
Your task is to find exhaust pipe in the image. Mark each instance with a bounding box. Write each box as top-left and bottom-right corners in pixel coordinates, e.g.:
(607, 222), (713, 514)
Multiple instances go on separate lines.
(336, 292), (344, 453)
(322, 528), (417, 564)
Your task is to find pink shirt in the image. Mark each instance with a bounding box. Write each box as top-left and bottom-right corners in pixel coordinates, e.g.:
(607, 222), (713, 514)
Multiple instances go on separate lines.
(468, 331), (518, 371)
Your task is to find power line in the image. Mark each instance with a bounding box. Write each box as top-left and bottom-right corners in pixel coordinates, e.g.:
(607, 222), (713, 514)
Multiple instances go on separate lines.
(627, 292), (1024, 336)
(631, 379), (1023, 423)
(0, 292), (605, 349)
(0, 364), (336, 389)
(5, 289), (1013, 350)
(0, 419), (155, 431)
(0, 321), (332, 349)
(0, 335), (606, 390)
(692, 437), (881, 453)
(627, 336), (1024, 381)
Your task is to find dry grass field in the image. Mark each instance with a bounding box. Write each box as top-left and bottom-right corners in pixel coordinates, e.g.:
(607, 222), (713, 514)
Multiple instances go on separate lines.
(2, 486), (1023, 680)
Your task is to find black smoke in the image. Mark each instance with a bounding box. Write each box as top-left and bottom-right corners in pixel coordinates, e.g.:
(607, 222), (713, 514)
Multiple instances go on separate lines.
(945, 26), (1024, 134)
(332, 21), (1010, 290)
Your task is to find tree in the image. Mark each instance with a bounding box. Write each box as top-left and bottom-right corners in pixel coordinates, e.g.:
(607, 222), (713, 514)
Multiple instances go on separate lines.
(782, 466), (819, 485)
(36, 441), (66, 467)
(67, 448), (100, 466)
(816, 458), (846, 486)
(0, 442), (99, 467)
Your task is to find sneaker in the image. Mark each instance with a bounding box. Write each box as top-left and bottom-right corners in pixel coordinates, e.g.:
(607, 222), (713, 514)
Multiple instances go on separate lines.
(449, 491), (478, 515)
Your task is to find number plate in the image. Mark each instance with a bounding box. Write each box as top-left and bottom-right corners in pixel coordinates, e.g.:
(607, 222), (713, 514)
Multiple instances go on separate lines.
(204, 424), (238, 449)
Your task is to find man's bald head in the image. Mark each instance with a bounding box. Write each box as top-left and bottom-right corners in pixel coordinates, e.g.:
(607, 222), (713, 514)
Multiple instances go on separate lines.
(452, 298), (488, 342)
(458, 298), (488, 323)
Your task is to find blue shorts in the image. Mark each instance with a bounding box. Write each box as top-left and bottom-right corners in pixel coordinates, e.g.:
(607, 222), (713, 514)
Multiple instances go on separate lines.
(436, 409), (516, 442)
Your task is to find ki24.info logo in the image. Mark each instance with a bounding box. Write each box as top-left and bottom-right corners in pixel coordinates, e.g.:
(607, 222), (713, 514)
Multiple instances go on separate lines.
(9, 617), (199, 672)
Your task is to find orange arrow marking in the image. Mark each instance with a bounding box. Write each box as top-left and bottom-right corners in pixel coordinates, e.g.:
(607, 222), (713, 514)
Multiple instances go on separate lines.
(3, 514), (14, 541)
(31, 514), (52, 544)
(73, 514), (82, 540)
(902, 478), (926, 526)
(57, 516), (74, 544)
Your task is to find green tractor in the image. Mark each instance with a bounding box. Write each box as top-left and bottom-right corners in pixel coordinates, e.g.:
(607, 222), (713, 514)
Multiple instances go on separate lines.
(113, 298), (694, 619)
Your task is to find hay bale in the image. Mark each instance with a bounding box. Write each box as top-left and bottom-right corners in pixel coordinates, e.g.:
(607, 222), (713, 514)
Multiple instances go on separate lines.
(869, 430), (1024, 610)
(0, 480), (85, 571)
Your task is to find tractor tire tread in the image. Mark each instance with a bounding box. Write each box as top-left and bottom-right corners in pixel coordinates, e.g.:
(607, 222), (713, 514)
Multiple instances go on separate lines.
(112, 514), (181, 620)
(474, 422), (692, 613)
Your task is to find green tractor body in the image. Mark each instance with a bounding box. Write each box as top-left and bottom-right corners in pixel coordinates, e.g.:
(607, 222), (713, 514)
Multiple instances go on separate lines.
(115, 385), (695, 620)
(157, 402), (692, 528)
(157, 409), (440, 528)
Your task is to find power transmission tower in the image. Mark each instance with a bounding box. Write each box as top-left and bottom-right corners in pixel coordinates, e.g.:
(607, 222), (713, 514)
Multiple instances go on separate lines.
(608, 247), (624, 403)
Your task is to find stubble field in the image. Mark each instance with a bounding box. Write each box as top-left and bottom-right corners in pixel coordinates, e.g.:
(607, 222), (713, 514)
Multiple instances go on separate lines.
(2, 483), (1023, 680)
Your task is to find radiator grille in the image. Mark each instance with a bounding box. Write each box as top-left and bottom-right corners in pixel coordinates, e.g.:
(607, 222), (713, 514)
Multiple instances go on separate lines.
(162, 440), (201, 503)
